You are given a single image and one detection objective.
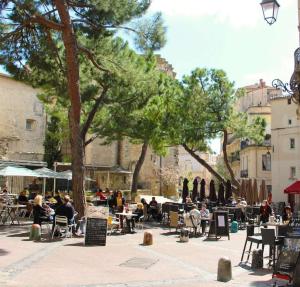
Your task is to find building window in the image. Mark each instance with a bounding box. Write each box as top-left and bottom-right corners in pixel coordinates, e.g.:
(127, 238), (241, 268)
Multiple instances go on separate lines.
(290, 167), (296, 179)
(288, 119), (292, 125)
(26, 119), (36, 130)
(290, 138), (295, 149)
(262, 153), (271, 171)
(123, 176), (126, 184)
(288, 98), (292, 105)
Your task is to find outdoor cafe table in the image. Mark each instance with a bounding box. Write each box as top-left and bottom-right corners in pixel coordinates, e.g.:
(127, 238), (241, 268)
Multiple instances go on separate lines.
(115, 212), (138, 232)
(2, 204), (26, 225)
(260, 222), (288, 237)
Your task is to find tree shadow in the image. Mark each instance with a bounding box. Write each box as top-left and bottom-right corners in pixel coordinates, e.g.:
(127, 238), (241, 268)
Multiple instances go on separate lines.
(0, 249), (10, 256)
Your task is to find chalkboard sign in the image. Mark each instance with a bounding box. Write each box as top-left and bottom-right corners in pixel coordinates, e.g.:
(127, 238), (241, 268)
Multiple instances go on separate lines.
(85, 217), (107, 246)
(208, 211), (230, 240)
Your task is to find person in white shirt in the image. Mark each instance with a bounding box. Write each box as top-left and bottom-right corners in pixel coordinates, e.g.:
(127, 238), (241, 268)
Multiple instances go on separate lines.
(199, 204), (210, 235)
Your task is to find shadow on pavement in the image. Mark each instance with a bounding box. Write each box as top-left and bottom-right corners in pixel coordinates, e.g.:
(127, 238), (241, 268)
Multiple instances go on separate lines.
(0, 248), (10, 256)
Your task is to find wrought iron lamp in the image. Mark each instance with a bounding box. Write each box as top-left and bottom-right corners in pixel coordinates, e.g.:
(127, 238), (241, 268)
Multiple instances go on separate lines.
(260, 0), (280, 25)
(260, 0), (300, 105)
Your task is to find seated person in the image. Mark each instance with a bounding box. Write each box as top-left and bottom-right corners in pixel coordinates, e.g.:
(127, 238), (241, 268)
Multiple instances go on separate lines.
(186, 196), (193, 204)
(236, 198), (247, 222)
(133, 203), (144, 221)
(18, 191), (28, 204)
(0, 186), (9, 203)
(53, 191), (63, 207)
(141, 198), (149, 211)
(54, 195), (75, 225)
(95, 188), (107, 200)
(259, 199), (272, 223)
(282, 205), (293, 223)
(33, 195), (53, 225)
(199, 204), (210, 235)
(149, 197), (159, 220)
(189, 204), (201, 224)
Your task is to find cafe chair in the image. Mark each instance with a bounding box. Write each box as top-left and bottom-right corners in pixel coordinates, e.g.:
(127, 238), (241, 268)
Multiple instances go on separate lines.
(183, 214), (198, 237)
(277, 225), (288, 239)
(51, 216), (73, 239)
(0, 204), (8, 224)
(107, 215), (120, 235)
(272, 249), (300, 287)
(241, 225), (262, 262)
(169, 211), (182, 233)
(136, 215), (144, 230)
(261, 228), (283, 269)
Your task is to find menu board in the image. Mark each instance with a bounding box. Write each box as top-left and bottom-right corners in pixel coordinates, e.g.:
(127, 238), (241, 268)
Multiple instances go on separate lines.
(86, 206), (109, 219)
(208, 211), (230, 240)
(84, 217), (107, 246)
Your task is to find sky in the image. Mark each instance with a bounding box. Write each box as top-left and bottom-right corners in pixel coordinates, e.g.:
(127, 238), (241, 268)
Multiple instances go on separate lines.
(1, 1), (298, 154)
(146, 0), (299, 153)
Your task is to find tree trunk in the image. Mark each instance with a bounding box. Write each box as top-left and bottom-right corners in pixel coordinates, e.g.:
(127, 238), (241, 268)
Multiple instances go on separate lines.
(131, 142), (148, 194)
(222, 129), (240, 190)
(55, 0), (86, 217)
(182, 143), (227, 186)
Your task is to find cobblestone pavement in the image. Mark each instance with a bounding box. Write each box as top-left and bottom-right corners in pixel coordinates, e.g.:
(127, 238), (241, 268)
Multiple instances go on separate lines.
(0, 222), (276, 287)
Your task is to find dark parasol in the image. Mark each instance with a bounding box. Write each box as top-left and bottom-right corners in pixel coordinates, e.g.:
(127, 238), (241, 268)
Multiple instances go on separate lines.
(209, 179), (217, 202)
(225, 180), (232, 202)
(200, 179), (206, 201)
(182, 178), (189, 203)
(192, 177), (198, 202)
(218, 182), (225, 205)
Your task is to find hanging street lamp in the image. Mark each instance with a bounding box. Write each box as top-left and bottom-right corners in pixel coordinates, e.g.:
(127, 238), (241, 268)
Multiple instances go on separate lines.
(260, 0), (280, 25)
(260, 0), (300, 106)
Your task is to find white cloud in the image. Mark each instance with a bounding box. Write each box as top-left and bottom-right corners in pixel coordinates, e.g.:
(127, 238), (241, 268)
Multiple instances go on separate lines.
(150, 0), (295, 29)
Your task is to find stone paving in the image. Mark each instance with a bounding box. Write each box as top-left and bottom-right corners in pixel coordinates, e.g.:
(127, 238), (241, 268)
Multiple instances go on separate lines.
(0, 222), (277, 287)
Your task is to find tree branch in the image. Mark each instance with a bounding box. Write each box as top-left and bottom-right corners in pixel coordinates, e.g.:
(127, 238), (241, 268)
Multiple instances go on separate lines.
(85, 135), (98, 147)
(78, 45), (110, 73)
(222, 129), (240, 190)
(81, 87), (108, 139)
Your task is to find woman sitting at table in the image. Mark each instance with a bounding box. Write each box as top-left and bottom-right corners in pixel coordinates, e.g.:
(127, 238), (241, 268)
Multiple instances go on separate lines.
(133, 203), (144, 220)
(33, 195), (53, 225)
(282, 205), (293, 223)
(18, 191), (28, 204)
(259, 199), (272, 224)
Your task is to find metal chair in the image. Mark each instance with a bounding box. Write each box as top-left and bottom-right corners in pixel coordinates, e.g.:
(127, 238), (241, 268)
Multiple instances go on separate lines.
(261, 228), (283, 269)
(107, 215), (120, 235)
(136, 215), (144, 230)
(241, 225), (262, 262)
(169, 211), (182, 232)
(51, 215), (73, 239)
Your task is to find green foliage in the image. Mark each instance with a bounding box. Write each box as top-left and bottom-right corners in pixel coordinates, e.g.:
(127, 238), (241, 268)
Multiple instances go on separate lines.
(95, 68), (180, 155)
(163, 68), (235, 151)
(227, 111), (266, 145)
(43, 116), (62, 168)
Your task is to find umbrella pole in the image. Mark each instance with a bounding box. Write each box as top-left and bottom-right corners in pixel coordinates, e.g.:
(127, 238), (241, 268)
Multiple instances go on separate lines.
(43, 178), (46, 198)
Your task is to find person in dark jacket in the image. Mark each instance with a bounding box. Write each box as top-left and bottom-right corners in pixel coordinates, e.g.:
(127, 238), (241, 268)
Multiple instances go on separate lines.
(33, 195), (53, 225)
(54, 195), (75, 224)
(259, 199), (272, 223)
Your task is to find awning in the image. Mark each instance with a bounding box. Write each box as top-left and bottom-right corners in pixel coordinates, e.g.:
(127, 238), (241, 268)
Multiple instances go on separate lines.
(34, 167), (66, 179)
(57, 170), (95, 181)
(0, 166), (40, 177)
(284, 181), (300, 194)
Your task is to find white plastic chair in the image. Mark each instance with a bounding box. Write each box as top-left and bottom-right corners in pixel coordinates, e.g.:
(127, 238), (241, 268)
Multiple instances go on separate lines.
(51, 215), (73, 239)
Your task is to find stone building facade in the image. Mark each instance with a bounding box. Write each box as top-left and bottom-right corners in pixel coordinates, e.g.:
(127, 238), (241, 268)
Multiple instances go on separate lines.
(226, 79), (281, 192)
(0, 73), (46, 162)
(271, 95), (300, 208)
(177, 146), (217, 192)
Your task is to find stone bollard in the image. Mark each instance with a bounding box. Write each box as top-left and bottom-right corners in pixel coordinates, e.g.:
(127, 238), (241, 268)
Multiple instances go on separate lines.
(143, 231), (153, 246)
(217, 257), (232, 282)
(251, 249), (263, 269)
(29, 224), (41, 241)
(179, 228), (189, 242)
